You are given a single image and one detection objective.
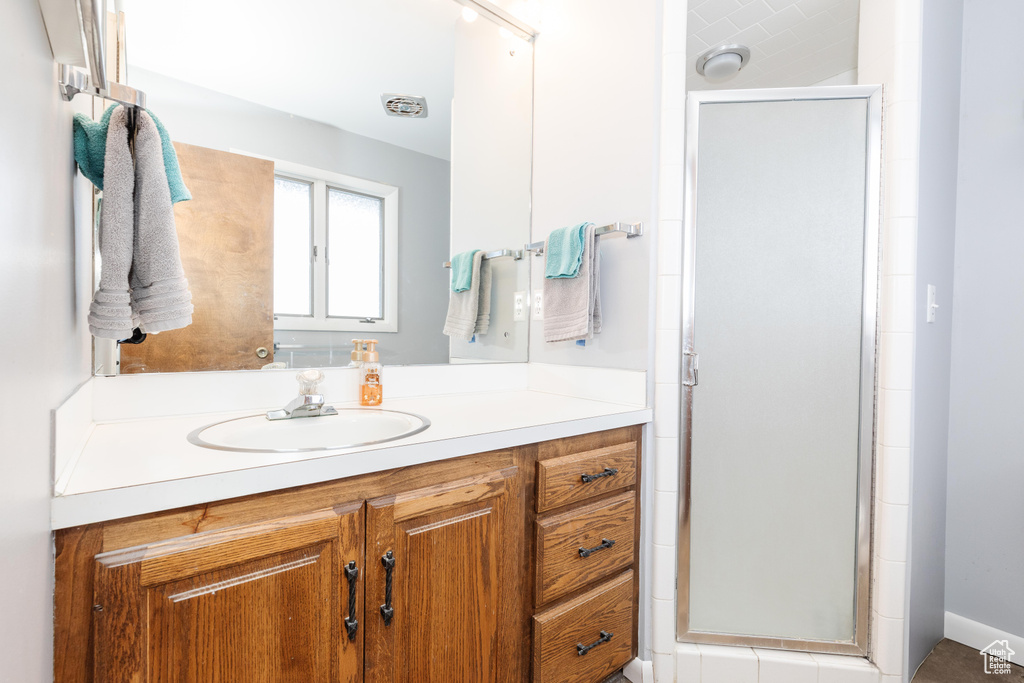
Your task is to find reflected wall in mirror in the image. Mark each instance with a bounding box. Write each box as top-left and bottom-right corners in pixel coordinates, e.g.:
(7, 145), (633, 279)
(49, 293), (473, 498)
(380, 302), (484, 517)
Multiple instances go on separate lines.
(95, 0), (534, 374)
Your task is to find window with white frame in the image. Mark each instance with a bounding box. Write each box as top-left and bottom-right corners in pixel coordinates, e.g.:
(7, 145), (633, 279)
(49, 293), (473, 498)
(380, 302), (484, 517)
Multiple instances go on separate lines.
(269, 159), (398, 333)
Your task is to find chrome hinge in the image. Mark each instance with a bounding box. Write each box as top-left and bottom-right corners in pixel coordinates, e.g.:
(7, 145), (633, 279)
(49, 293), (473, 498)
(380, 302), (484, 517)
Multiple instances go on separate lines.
(682, 351), (699, 387)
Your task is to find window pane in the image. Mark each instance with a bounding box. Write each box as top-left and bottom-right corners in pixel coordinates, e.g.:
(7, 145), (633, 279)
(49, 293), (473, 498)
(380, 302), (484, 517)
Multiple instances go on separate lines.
(273, 176), (313, 316)
(327, 188), (384, 319)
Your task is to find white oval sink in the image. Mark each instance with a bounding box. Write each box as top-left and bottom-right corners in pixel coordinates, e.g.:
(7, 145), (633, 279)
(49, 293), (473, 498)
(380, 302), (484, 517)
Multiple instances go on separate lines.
(188, 408), (430, 453)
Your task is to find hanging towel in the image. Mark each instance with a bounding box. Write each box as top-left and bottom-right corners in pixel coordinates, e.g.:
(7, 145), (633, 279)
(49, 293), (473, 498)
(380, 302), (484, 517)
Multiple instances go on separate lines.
(87, 106), (138, 339)
(543, 223), (602, 342)
(449, 249), (480, 292)
(443, 250), (484, 340)
(87, 107), (193, 339)
(73, 104), (192, 204)
(129, 110), (193, 333)
(543, 222), (590, 279)
(474, 258), (492, 335)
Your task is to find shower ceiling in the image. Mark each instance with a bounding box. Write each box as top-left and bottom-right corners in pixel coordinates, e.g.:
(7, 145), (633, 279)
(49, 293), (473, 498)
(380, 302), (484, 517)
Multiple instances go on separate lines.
(687, 0), (860, 90)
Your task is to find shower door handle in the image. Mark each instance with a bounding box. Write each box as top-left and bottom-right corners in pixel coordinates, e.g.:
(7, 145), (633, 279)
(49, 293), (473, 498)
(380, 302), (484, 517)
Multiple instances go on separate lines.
(682, 352), (699, 387)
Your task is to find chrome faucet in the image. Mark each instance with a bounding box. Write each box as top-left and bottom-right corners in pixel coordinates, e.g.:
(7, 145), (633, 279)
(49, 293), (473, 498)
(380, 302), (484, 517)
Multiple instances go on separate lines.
(267, 370), (339, 421)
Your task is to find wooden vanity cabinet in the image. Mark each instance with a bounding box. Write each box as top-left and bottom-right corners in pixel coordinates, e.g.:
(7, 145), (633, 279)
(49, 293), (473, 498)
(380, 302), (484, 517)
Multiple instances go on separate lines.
(93, 504), (365, 682)
(363, 467), (523, 683)
(54, 427), (642, 683)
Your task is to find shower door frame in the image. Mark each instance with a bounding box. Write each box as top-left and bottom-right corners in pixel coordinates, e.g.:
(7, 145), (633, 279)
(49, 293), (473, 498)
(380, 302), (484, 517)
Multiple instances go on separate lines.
(675, 85), (883, 656)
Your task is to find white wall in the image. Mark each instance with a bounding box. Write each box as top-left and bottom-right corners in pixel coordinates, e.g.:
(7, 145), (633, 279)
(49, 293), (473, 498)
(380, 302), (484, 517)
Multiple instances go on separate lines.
(0, 0), (93, 679)
(945, 0), (1024, 642)
(131, 68), (452, 367)
(448, 18), (532, 363)
(528, 0), (660, 371)
(907, 0), (962, 676)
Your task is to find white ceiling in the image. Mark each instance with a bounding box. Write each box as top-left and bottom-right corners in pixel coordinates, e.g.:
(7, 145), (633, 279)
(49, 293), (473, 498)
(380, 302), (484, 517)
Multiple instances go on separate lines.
(124, 0), (464, 160)
(687, 0), (860, 91)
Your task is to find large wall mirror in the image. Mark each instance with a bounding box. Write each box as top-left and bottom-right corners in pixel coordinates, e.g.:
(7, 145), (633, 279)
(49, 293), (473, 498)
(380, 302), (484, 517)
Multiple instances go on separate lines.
(92, 0), (534, 374)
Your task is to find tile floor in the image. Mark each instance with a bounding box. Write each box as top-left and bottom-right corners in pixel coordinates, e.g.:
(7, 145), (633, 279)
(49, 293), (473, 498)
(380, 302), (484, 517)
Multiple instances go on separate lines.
(913, 639), (1024, 683)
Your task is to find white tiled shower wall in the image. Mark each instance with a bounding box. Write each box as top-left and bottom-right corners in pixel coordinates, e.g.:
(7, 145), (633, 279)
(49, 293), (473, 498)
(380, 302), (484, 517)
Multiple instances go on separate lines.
(647, 0), (922, 681)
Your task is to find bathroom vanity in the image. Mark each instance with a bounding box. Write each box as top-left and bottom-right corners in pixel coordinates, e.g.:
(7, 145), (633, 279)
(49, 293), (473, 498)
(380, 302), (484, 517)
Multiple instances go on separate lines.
(54, 425), (643, 683)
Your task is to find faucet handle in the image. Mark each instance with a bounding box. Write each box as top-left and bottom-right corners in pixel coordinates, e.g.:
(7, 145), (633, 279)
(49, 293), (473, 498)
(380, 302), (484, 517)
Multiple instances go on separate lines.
(296, 369), (325, 396)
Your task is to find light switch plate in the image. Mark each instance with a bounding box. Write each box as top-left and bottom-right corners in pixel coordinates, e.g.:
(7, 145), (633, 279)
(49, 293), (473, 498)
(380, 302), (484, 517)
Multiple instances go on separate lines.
(532, 289), (544, 320)
(513, 291), (526, 321)
(927, 284), (938, 323)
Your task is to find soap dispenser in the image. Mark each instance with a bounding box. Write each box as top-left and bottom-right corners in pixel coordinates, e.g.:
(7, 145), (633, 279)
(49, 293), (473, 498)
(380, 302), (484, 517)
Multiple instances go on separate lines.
(359, 339), (383, 406)
(348, 339), (364, 368)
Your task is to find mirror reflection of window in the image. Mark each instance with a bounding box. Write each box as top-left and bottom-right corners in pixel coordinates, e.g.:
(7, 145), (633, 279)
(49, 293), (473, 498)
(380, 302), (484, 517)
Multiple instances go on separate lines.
(271, 164), (397, 333)
(273, 176), (314, 317)
(327, 188), (384, 320)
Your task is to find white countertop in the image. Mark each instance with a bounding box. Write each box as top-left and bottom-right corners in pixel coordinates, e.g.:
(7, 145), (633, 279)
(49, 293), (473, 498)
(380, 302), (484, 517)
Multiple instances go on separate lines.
(53, 389), (651, 529)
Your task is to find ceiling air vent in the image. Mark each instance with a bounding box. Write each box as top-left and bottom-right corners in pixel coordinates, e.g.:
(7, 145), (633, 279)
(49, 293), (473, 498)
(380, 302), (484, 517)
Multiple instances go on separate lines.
(381, 94), (428, 119)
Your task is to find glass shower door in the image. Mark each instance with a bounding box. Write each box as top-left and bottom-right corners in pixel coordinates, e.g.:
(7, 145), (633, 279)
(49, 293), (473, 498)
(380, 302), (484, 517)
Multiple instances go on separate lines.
(678, 87), (881, 654)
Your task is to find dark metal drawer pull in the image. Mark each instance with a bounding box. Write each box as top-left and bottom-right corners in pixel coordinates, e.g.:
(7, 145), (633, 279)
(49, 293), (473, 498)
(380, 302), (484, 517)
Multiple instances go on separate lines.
(581, 467), (618, 484)
(577, 630), (613, 656)
(380, 550), (395, 626)
(344, 561), (359, 640)
(579, 538), (616, 558)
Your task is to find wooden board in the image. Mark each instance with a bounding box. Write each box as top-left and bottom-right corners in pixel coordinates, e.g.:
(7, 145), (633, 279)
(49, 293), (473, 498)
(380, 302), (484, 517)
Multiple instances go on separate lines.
(536, 442), (637, 513)
(535, 492), (636, 606)
(533, 571), (634, 683)
(119, 143), (275, 373)
(364, 468), (524, 683)
(91, 504), (364, 682)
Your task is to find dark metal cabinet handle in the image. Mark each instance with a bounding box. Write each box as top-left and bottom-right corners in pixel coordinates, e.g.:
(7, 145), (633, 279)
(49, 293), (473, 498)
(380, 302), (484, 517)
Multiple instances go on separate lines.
(579, 538), (616, 558)
(344, 561), (359, 640)
(580, 467), (618, 484)
(380, 551), (395, 626)
(577, 630), (613, 656)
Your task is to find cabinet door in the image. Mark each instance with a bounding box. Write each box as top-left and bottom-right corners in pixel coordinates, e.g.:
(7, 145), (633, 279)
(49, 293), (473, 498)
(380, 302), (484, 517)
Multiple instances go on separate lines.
(92, 502), (364, 683)
(364, 467), (524, 683)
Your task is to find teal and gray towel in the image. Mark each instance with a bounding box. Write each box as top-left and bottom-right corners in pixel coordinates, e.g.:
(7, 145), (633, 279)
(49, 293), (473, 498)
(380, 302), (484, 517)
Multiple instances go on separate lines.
(73, 104), (192, 204)
(544, 222), (591, 279)
(443, 251), (492, 340)
(87, 106), (193, 339)
(543, 223), (602, 343)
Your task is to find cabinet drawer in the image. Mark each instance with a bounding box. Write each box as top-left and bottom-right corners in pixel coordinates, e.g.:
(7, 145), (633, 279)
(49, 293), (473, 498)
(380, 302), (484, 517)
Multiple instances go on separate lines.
(536, 442), (637, 513)
(536, 491), (635, 606)
(533, 571), (634, 683)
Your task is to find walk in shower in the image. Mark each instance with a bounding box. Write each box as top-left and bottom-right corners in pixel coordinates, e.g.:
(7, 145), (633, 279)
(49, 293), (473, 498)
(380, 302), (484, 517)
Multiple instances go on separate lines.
(677, 86), (882, 654)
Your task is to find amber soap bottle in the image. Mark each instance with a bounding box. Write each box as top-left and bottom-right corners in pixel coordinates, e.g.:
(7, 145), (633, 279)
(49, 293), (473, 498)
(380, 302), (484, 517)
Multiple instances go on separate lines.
(359, 339), (383, 406)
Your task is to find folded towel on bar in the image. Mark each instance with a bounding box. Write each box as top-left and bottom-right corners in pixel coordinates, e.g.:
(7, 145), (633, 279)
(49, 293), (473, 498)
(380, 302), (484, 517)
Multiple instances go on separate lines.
(475, 258), (492, 335)
(543, 223), (602, 343)
(443, 251), (485, 340)
(449, 249), (480, 292)
(73, 104), (192, 204)
(544, 222), (590, 279)
(88, 106), (193, 339)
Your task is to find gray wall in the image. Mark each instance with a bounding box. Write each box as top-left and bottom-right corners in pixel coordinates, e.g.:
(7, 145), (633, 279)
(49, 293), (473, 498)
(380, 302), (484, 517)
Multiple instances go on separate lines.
(0, 0), (93, 679)
(132, 68), (451, 367)
(908, 0), (963, 675)
(945, 0), (1024, 639)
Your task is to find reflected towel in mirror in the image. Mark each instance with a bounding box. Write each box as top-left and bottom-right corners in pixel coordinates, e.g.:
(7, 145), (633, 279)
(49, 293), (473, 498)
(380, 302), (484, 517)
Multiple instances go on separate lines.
(443, 251), (492, 340)
(449, 249), (480, 292)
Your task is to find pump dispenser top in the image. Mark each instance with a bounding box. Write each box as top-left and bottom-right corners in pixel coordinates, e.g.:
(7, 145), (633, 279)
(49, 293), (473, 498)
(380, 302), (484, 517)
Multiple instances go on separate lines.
(349, 339), (364, 367)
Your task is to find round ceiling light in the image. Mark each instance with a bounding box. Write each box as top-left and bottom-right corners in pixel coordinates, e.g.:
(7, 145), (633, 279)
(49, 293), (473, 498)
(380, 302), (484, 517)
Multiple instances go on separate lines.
(696, 44), (751, 81)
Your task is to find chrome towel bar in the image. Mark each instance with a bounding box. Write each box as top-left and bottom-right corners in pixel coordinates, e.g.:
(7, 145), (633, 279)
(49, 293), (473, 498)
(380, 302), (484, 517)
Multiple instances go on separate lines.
(442, 248), (524, 269)
(524, 221), (644, 255)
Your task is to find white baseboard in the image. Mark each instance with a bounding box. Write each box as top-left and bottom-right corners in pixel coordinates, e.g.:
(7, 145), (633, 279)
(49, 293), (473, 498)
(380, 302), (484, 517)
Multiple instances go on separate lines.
(945, 611), (1023, 666)
(623, 657), (655, 683)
